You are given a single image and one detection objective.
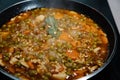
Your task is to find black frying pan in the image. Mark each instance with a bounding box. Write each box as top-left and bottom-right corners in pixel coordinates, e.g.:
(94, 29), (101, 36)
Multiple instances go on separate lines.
(0, 0), (117, 80)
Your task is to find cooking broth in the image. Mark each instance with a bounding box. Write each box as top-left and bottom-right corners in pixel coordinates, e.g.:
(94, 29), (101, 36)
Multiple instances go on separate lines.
(0, 8), (108, 80)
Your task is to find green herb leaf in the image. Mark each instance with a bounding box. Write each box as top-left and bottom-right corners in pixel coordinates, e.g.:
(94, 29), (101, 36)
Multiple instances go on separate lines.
(45, 16), (61, 38)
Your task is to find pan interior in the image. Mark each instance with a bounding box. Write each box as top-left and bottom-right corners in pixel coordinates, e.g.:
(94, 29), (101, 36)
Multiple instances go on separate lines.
(0, 0), (117, 80)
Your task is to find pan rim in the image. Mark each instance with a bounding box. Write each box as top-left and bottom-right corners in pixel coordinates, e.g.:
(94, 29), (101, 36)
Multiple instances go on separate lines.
(0, 0), (118, 80)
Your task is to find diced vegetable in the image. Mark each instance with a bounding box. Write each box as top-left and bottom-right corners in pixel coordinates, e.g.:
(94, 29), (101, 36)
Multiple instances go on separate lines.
(35, 15), (45, 22)
(52, 71), (67, 80)
(0, 60), (5, 66)
(66, 50), (79, 60)
(20, 59), (29, 68)
(10, 57), (18, 65)
(27, 61), (34, 69)
(0, 32), (9, 39)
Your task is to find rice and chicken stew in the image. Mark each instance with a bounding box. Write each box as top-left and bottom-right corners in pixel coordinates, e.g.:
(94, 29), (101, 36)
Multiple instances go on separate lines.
(0, 8), (108, 80)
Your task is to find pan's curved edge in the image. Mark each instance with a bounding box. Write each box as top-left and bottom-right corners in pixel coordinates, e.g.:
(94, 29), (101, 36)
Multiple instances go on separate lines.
(0, 0), (118, 80)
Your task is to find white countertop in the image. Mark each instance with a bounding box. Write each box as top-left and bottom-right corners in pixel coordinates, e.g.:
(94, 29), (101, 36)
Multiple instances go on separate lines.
(107, 0), (120, 33)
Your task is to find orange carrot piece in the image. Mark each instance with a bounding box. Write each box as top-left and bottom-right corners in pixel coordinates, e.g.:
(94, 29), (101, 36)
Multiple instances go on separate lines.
(9, 47), (14, 53)
(19, 12), (30, 20)
(71, 41), (81, 47)
(74, 69), (86, 78)
(99, 30), (108, 44)
(23, 30), (31, 35)
(58, 65), (64, 72)
(27, 61), (34, 69)
(8, 66), (15, 73)
(0, 54), (2, 59)
(66, 50), (79, 60)
(54, 12), (63, 19)
(28, 23), (35, 28)
(0, 32), (9, 39)
(90, 25), (97, 32)
(59, 32), (71, 42)
(68, 11), (80, 18)
(101, 36), (108, 44)
(16, 68), (22, 72)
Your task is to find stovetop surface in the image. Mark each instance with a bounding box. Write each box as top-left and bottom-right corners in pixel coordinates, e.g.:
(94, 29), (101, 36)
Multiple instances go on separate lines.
(0, 0), (120, 80)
